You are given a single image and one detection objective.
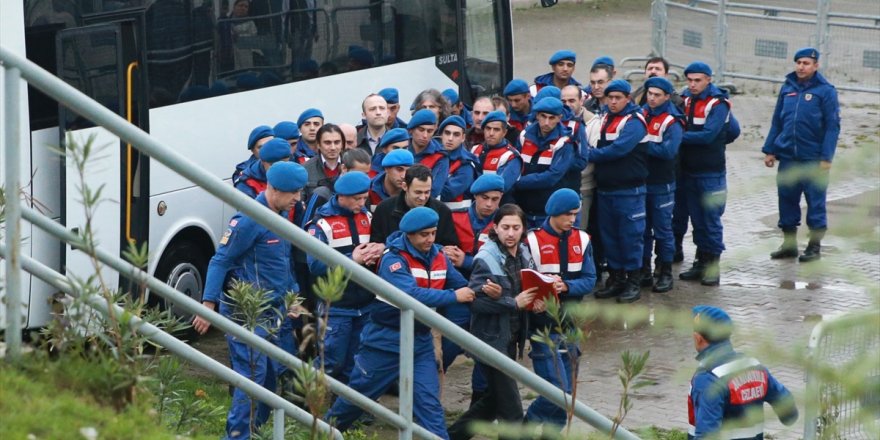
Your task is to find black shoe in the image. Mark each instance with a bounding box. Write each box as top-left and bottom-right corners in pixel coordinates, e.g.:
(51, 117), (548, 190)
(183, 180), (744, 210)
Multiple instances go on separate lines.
(799, 241), (821, 262)
(617, 271), (642, 303)
(701, 254), (720, 286)
(640, 265), (654, 287)
(770, 231), (798, 259)
(653, 262), (674, 293)
(595, 270), (625, 299)
(653, 256), (661, 278)
(679, 251), (704, 281)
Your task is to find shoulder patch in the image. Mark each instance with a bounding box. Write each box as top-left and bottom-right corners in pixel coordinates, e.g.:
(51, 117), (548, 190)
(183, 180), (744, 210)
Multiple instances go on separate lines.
(219, 228), (232, 245)
(390, 261), (402, 272)
(229, 219), (238, 227)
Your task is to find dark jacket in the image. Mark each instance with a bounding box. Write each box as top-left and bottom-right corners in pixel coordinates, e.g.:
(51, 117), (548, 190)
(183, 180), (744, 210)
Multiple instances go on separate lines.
(468, 239), (533, 358)
(302, 154), (337, 201)
(370, 193), (460, 247)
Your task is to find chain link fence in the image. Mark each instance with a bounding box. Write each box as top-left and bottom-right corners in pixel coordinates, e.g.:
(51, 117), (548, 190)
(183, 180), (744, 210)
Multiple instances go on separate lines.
(652, 0), (880, 93)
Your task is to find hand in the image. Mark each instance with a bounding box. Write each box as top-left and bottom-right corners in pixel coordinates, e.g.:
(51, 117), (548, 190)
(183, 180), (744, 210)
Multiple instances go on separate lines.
(287, 304), (309, 319)
(515, 287), (539, 310)
(531, 299), (546, 313)
(361, 243), (385, 266)
(353, 243), (381, 265)
(819, 160), (832, 171)
(764, 154), (776, 168)
(442, 246), (465, 267)
(454, 287), (475, 303)
(192, 301), (216, 335)
(482, 279), (503, 299)
(552, 276), (567, 294)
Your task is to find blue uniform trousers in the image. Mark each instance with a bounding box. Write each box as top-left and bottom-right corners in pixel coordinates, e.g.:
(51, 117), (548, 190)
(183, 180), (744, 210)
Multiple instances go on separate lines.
(439, 309), (488, 393)
(597, 187), (647, 271)
(315, 306), (371, 384)
(326, 343), (451, 439)
(672, 175), (690, 238)
(644, 185), (676, 264)
(684, 174), (727, 254)
(525, 335), (572, 427)
(225, 318), (295, 440)
(777, 160), (829, 232)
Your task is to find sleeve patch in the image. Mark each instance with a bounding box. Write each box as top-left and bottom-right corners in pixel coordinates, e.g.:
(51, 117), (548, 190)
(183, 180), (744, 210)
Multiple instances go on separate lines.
(219, 228), (232, 245)
(229, 219), (238, 227)
(390, 262), (402, 272)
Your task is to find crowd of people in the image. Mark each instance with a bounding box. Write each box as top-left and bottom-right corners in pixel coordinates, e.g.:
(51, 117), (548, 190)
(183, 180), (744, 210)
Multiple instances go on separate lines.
(192, 46), (840, 440)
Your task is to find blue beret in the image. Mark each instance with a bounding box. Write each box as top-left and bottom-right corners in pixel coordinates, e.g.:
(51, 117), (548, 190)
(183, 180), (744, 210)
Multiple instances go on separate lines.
(469, 174), (505, 194)
(794, 47), (819, 61)
(481, 111), (508, 129)
(533, 97), (564, 116)
(407, 109), (438, 129)
(438, 115), (467, 133)
(236, 73), (262, 90)
(441, 88), (460, 105)
(297, 59), (319, 74)
(210, 81), (229, 96)
(273, 121), (300, 140)
(348, 45), (374, 67)
(378, 87), (399, 104)
(545, 188), (581, 216)
(692, 305), (734, 341)
(549, 50), (576, 65)
(248, 125), (274, 150)
(644, 77), (674, 95)
(267, 161), (307, 192)
(260, 138), (291, 163)
(297, 108), (324, 127)
(334, 171), (371, 196)
(684, 61), (713, 77)
(534, 85), (561, 102)
(379, 128), (411, 150)
(399, 206), (439, 233)
(503, 79), (530, 96)
(382, 149), (414, 168)
(604, 79), (632, 96)
(592, 55), (615, 68)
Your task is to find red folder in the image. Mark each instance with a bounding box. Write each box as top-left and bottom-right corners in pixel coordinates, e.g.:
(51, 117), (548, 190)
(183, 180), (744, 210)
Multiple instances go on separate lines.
(520, 269), (559, 311)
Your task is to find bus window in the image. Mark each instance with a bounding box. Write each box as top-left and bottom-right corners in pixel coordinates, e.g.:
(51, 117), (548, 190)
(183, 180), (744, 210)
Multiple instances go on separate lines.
(463, 0), (508, 98)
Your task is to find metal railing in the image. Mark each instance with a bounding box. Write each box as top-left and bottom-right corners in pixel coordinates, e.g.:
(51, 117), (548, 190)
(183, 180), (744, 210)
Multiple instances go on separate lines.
(652, 0), (880, 93)
(0, 45), (640, 440)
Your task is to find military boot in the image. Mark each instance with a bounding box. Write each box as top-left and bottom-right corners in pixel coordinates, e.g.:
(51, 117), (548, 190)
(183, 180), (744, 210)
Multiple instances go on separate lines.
(617, 270), (642, 303)
(653, 256), (662, 278)
(799, 240), (822, 262)
(701, 254), (721, 286)
(673, 235), (684, 263)
(679, 250), (704, 281)
(653, 262), (674, 293)
(770, 230), (799, 259)
(640, 259), (654, 287)
(595, 269), (625, 299)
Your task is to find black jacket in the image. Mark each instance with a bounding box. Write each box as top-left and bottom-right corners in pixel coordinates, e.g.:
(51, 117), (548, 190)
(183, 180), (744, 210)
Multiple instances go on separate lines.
(369, 193), (460, 247)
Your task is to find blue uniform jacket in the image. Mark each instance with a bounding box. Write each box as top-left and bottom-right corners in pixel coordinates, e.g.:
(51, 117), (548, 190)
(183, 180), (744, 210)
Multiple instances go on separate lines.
(588, 101), (648, 164)
(364, 231), (467, 353)
(440, 146), (479, 203)
(410, 139), (450, 197)
(482, 139), (523, 194)
(459, 204), (494, 275)
(370, 151), (386, 175)
(232, 155), (257, 183)
(515, 122), (576, 190)
(643, 100), (684, 192)
(690, 341), (798, 440)
(566, 119), (589, 173)
(536, 219), (597, 297)
(233, 159), (267, 199)
(203, 193), (298, 315)
(761, 71), (840, 162)
(293, 138), (316, 163)
(509, 109), (530, 135)
(533, 72), (582, 89)
(306, 196), (374, 310)
(370, 172), (391, 201)
(681, 84), (731, 147)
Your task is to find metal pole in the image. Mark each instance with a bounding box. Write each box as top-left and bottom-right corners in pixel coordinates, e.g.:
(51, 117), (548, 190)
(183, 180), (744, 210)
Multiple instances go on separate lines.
(399, 309), (414, 440)
(0, 244), (343, 440)
(715, 0), (728, 82)
(815, 0), (830, 74)
(3, 67), (23, 362)
(652, 0), (668, 57)
(273, 408), (285, 440)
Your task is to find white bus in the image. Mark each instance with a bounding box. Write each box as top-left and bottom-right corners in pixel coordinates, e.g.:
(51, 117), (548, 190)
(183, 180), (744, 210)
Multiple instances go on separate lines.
(1, 0), (515, 330)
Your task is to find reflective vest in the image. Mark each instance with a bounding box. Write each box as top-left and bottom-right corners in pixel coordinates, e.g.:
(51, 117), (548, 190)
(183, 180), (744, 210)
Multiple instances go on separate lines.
(451, 211), (492, 255)
(688, 357), (768, 440)
(419, 151), (445, 170)
(681, 95), (731, 174)
(313, 211), (372, 253)
(444, 159), (472, 211)
(400, 249), (448, 290)
(643, 110), (680, 185)
(519, 135), (569, 168)
(471, 143), (519, 175)
(244, 178), (267, 197)
(526, 228), (590, 278)
(595, 111), (648, 191)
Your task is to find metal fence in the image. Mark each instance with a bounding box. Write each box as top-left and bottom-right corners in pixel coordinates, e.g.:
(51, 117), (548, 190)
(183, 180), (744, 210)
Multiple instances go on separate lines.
(803, 311), (880, 440)
(652, 0), (880, 93)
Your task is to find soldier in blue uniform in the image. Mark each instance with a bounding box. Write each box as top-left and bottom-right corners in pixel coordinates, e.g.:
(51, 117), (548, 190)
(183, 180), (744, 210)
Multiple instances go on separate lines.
(232, 125), (274, 181)
(438, 115), (479, 212)
(293, 108), (324, 164)
(688, 306), (798, 440)
(762, 48), (840, 263)
(325, 207), (475, 439)
(234, 138), (292, 199)
(503, 79), (532, 134)
(379, 87), (408, 129)
(408, 109), (450, 197)
(530, 50), (584, 96)
(193, 161), (308, 440)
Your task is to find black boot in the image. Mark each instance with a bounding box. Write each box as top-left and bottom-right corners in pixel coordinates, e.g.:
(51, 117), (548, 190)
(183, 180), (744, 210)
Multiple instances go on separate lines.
(640, 260), (654, 287)
(617, 270), (642, 303)
(595, 269), (625, 299)
(653, 262), (674, 293)
(799, 241), (822, 262)
(673, 235), (684, 263)
(701, 254), (721, 286)
(770, 230), (798, 259)
(679, 250), (704, 281)
(653, 256), (661, 278)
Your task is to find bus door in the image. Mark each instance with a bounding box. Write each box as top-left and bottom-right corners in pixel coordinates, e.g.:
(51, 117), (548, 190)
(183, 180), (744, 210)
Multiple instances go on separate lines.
(455, 0), (514, 103)
(56, 19), (149, 290)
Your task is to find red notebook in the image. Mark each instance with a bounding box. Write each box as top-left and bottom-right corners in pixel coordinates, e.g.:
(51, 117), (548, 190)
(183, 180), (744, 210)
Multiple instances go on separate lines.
(520, 269), (559, 311)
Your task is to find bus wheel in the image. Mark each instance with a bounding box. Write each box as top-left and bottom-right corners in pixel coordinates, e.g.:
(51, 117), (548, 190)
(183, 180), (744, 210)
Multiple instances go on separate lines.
(153, 241), (208, 328)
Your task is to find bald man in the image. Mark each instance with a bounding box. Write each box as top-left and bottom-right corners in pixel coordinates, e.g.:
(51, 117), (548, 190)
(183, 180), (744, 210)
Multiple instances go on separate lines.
(339, 123), (358, 151)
